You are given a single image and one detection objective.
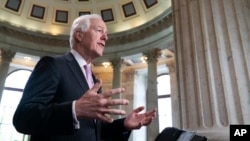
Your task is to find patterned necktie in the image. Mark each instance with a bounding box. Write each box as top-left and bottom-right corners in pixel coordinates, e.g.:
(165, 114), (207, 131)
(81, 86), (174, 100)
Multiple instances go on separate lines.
(84, 64), (93, 88)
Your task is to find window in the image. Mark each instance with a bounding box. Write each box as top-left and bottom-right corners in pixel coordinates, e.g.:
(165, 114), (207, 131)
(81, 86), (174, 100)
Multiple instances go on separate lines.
(157, 74), (172, 132)
(0, 69), (31, 141)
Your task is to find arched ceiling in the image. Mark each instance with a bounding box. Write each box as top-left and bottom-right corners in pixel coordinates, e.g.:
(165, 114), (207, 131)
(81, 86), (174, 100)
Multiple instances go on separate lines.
(0, 0), (171, 35)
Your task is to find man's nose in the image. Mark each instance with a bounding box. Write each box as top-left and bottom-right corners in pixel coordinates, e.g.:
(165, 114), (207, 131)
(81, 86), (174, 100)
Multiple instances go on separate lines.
(102, 33), (108, 41)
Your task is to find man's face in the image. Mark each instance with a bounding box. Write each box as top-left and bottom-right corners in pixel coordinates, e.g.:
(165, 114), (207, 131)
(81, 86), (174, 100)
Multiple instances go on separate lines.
(79, 18), (108, 59)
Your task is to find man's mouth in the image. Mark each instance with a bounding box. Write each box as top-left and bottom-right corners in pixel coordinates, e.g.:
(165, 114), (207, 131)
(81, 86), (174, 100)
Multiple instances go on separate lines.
(98, 43), (105, 48)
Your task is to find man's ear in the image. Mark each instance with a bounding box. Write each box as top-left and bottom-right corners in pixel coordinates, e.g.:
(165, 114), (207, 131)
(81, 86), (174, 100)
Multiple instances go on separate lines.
(75, 31), (82, 41)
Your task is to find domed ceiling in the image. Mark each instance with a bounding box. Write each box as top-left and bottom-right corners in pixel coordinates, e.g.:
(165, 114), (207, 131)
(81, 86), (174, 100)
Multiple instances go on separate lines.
(0, 0), (171, 35)
(0, 0), (173, 69)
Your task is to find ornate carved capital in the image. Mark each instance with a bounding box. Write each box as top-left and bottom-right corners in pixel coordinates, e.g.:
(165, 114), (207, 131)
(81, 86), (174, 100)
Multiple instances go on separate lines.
(1, 49), (16, 62)
(111, 57), (123, 69)
(143, 48), (162, 63)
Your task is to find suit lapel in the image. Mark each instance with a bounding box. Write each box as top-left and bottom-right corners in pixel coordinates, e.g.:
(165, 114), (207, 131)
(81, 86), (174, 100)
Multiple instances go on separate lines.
(65, 52), (89, 90)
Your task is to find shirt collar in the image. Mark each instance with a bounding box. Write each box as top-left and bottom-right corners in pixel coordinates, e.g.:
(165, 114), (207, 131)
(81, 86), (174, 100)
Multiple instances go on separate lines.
(70, 49), (89, 67)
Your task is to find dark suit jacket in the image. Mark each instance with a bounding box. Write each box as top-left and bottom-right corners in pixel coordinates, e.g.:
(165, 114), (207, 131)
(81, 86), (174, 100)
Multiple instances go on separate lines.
(13, 52), (130, 141)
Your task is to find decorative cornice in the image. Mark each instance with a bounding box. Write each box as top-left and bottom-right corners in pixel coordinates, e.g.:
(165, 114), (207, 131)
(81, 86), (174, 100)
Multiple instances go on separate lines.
(107, 9), (172, 46)
(0, 23), (69, 47)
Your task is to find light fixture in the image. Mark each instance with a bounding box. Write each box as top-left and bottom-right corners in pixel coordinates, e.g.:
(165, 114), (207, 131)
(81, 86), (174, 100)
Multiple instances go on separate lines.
(24, 56), (31, 62)
(141, 55), (147, 63)
(102, 62), (110, 68)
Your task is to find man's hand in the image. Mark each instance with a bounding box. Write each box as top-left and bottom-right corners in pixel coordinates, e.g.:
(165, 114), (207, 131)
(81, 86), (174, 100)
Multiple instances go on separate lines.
(124, 106), (157, 130)
(75, 80), (129, 123)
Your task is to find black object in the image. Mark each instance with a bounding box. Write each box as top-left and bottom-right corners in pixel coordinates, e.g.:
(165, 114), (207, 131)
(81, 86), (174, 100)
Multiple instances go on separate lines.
(155, 127), (207, 141)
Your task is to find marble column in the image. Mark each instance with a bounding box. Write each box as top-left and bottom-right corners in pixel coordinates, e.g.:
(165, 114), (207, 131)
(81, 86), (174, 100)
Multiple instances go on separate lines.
(111, 57), (123, 119)
(0, 49), (16, 102)
(172, 0), (250, 140)
(144, 48), (161, 141)
(122, 69), (136, 118)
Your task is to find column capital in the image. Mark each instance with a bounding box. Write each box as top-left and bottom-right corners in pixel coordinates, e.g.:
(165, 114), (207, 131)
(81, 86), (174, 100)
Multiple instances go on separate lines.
(110, 57), (123, 69)
(143, 48), (161, 63)
(1, 49), (16, 62)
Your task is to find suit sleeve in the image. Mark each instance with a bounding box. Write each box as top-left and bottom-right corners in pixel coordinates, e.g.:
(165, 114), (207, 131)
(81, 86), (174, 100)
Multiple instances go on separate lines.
(101, 118), (131, 141)
(13, 56), (76, 135)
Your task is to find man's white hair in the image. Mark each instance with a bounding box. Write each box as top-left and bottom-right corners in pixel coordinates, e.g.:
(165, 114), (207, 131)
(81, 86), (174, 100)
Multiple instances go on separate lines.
(69, 14), (102, 48)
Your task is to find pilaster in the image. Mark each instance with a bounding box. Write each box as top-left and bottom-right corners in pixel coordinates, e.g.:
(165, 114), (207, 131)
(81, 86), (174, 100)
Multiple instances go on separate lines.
(166, 58), (181, 128)
(172, 0), (250, 140)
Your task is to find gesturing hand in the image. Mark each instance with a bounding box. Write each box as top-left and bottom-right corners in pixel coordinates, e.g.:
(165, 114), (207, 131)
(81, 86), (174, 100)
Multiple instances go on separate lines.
(124, 106), (157, 130)
(75, 80), (129, 123)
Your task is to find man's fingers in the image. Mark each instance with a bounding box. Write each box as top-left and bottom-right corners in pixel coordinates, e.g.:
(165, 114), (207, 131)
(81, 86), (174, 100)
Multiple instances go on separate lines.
(91, 79), (102, 92)
(104, 99), (129, 106)
(97, 113), (114, 123)
(142, 109), (157, 126)
(102, 87), (125, 98)
(133, 106), (145, 113)
(99, 108), (127, 115)
(145, 108), (157, 116)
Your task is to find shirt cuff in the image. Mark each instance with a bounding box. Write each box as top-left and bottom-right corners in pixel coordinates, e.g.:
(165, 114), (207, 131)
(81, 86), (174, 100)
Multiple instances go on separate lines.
(72, 100), (80, 129)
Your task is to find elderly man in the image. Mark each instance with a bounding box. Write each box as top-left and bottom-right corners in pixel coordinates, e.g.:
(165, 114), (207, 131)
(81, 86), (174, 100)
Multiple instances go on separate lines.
(13, 14), (156, 141)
